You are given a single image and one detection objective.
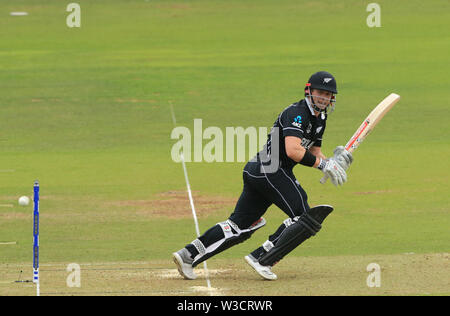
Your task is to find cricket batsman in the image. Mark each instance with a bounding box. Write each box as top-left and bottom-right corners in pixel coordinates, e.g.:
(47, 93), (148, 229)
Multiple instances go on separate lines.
(173, 71), (353, 280)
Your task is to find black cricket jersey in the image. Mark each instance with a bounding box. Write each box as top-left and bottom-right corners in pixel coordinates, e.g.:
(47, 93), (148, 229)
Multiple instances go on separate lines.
(260, 99), (327, 170)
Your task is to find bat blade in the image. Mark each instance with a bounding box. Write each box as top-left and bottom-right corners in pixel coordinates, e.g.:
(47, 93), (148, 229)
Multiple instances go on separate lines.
(344, 93), (400, 154)
(320, 93), (400, 184)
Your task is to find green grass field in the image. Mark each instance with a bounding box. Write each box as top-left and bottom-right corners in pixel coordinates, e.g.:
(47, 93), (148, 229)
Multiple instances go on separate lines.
(0, 0), (449, 296)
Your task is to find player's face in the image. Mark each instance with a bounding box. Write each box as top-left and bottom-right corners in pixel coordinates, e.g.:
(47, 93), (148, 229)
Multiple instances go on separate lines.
(311, 89), (333, 110)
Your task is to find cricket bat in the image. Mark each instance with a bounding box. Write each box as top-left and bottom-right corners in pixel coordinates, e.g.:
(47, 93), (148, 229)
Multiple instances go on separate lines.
(321, 93), (401, 184)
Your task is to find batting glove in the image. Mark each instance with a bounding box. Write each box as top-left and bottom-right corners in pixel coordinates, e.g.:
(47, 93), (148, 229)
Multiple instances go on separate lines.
(318, 158), (347, 186)
(332, 146), (353, 170)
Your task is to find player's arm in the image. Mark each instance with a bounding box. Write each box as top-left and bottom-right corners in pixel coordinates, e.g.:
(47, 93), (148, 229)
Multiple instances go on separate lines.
(308, 146), (327, 160)
(285, 136), (321, 168)
(285, 136), (347, 186)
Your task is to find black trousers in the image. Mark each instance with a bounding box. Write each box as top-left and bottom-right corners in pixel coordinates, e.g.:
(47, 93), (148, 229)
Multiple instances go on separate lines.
(185, 160), (311, 265)
(229, 160), (310, 229)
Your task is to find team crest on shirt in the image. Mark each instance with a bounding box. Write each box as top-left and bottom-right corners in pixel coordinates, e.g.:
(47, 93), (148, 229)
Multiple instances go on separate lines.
(292, 115), (302, 128)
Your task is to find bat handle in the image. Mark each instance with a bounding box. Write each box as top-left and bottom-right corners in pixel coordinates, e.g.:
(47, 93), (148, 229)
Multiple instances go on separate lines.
(320, 174), (329, 184)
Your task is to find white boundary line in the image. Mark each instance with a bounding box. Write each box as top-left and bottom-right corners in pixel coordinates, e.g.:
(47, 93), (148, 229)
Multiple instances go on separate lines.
(169, 101), (212, 291)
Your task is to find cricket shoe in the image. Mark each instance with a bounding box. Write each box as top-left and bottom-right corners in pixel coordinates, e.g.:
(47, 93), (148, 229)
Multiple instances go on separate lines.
(172, 248), (197, 280)
(245, 255), (277, 281)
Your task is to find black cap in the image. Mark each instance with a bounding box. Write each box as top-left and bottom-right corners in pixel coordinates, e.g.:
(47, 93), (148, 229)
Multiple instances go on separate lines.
(307, 71), (338, 94)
